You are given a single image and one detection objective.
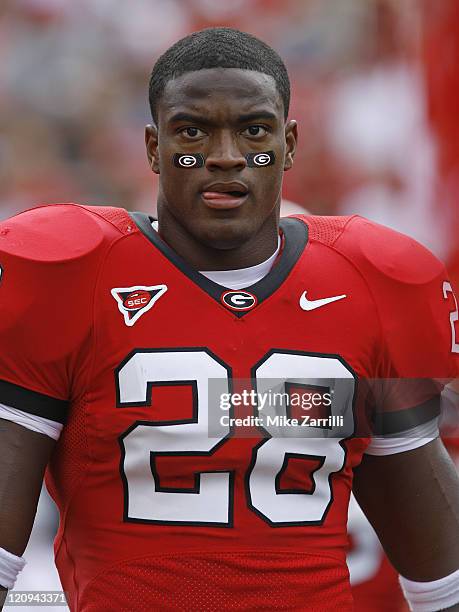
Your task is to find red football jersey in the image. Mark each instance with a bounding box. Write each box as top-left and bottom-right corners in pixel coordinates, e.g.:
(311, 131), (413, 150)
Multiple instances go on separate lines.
(0, 204), (457, 611)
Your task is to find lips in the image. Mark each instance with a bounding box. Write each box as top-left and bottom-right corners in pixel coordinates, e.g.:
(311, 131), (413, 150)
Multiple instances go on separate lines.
(201, 181), (249, 210)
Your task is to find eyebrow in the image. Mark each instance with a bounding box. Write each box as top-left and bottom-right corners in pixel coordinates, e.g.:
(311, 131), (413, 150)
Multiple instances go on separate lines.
(238, 111), (279, 123)
(168, 111), (278, 126)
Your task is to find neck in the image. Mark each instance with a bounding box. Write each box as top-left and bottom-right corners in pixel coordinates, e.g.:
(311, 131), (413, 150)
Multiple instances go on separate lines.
(157, 206), (280, 271)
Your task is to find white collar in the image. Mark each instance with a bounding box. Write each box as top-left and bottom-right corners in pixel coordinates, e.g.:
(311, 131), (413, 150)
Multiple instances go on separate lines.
(151, 220), (280, 289)
(200, 236), (281, 289)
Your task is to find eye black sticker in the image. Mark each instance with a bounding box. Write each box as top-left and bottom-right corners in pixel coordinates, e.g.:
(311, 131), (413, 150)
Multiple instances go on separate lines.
(245, 151), (276, 167)
(173, 151), (276, 169)
(173, 153), (205, 168)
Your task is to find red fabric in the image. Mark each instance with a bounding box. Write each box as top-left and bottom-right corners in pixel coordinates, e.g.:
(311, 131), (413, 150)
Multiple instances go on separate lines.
(423, 2), (459, 181)
(82, 553), (352, 611)
(0, 205), (456, 610)
(423, 1), (459, 239)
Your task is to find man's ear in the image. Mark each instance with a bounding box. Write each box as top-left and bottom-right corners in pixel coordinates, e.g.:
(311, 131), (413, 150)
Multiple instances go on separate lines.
(145, 124), (160, 174)
(284, 120), (297, 171)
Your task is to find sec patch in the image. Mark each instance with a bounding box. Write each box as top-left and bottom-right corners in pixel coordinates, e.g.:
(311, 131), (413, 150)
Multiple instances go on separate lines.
(111, 284), (168, 326)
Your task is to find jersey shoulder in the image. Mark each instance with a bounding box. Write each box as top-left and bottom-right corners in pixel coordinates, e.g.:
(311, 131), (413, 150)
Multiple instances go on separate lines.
(294, 213), (444, 285)
(0, 204), (136, 403)
(0, 203), (134, 263)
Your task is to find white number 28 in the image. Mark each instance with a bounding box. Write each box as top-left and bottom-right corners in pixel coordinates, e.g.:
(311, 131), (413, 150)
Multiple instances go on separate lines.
(117, 349), (355, 526)
(443, 281), (459, 354)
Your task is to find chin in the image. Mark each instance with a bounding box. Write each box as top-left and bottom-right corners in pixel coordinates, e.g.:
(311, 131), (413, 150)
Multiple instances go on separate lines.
(194, 217), (255, 250)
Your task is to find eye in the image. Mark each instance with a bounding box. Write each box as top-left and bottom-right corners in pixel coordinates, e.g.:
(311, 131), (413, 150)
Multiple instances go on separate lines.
(242, 125), (269, 138)
(179, 127), (205, 139)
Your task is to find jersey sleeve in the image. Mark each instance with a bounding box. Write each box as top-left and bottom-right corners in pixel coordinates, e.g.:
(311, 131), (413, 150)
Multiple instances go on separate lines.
(0, 204), (113, 425)
(335, 216), (459, 438)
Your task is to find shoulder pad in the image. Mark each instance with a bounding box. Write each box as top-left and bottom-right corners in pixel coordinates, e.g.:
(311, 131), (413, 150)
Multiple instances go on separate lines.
(0, 203), (126, 263)
(334, 216), (444, 285)
(290, 214), (354, 246)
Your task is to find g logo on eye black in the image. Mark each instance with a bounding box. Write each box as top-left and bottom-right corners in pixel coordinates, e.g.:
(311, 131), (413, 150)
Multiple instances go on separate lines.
(245, 151), (275, 168)
(253, 153), (271, 166)
(221, 290), (257, 311)
(178, 155), (197, 167)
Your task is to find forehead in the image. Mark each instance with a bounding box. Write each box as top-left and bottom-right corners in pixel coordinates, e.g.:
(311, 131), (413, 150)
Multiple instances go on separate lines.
(159, 68), (283, 121)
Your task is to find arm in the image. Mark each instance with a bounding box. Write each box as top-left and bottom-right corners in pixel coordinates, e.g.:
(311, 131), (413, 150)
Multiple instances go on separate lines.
(0, 419), (56, 609)
(0, 206), (104, 609)
(353, 438), (459, 610)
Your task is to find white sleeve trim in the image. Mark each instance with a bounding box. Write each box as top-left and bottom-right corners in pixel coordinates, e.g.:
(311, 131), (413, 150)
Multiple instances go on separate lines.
(0, 403), (63, 440)
(365, 417), (439, 456)
(400, 567), (459, 612)
(439, 386), (459, 432)
(0, 546), (26, 590)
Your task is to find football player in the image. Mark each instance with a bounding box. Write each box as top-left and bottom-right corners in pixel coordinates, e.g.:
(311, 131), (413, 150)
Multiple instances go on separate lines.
(1, 28), (459, 611)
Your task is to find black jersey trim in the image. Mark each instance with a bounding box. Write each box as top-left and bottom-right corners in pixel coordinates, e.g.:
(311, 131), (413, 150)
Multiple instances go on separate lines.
(371, 394), (440, 436)
(0, 379), (69, 424)
(130, 213), (308, 318)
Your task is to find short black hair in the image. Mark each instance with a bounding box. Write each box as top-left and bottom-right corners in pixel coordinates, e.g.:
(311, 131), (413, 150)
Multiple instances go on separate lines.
(149, 27), (290, 124)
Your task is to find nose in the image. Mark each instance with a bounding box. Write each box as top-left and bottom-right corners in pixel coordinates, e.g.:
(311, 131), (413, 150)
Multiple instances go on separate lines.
(205, 131), (247, 172)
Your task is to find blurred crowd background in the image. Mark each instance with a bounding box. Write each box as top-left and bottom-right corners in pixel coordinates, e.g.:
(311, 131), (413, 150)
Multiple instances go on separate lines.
(1, 0), (459, 269)
(1, 0), (459, 609)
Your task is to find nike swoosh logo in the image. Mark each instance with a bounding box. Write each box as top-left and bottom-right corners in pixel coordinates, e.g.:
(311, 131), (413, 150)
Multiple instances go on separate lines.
(299, 291), (347, 311)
